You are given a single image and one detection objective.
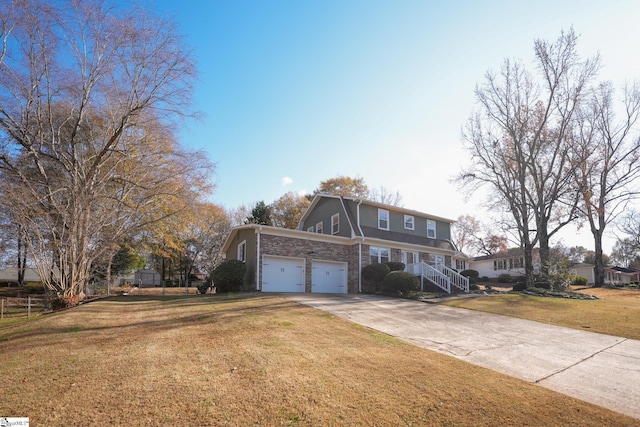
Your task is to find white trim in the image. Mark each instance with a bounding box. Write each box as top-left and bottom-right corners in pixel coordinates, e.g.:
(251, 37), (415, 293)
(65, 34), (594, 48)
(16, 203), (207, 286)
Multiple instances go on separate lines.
(331, 213), (339, 235)
(256, 227), (262, 291)
(378, 208), (389, 230)
(316, 221), (323, 234)
(358, 242), (362, 292)
(427, 219), (436, 239)
(307, 226), (314, 232)
(404, 215), (414, 230)
(237, 240), (246, 262)
(369, 246), (391, 264)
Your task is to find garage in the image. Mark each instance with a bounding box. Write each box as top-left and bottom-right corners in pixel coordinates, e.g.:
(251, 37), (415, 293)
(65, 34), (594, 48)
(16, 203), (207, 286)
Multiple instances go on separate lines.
(261, 255), (305, 293)
(312, 260), (347, 294)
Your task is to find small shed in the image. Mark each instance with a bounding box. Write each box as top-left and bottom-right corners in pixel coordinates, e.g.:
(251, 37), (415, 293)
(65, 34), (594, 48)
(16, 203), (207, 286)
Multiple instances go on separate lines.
(134, 268), (161, 287)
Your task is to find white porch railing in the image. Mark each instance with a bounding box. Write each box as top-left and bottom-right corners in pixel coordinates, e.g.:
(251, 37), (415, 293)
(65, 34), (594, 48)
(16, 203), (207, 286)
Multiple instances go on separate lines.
(434, 263), (469, 293)
(420, 262), (469, 294)
(421, 262), (450, 293)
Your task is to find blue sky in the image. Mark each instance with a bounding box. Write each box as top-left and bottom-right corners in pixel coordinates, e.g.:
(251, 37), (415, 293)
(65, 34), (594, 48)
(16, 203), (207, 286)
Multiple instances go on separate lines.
(153, 0), (640, 252)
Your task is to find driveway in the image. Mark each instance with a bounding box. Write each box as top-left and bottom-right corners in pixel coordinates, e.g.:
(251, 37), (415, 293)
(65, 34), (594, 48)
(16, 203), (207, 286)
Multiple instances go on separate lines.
(285, 293), (640, 420)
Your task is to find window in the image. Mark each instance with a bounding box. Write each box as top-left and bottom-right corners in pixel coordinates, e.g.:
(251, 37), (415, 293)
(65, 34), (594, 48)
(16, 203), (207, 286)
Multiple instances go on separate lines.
(456, 259), (466, 270)
(429, 254), (444, 265)
(370, 246), (390, 264)
(404, 215), (414, 230)
(307, 226), (314, 233)
(378, 209), (389, 230)
(494, 259), (506, 270)
(426, 220), (436, 238)
(316, 221), (323, 234)
(512, 257), (524, 268)
(237, 240), (246, 262)
(331, 213), (339, 234)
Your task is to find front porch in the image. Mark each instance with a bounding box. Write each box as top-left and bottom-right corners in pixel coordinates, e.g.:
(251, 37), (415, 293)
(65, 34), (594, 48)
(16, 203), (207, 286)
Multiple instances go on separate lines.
(405, 261), (469, 294)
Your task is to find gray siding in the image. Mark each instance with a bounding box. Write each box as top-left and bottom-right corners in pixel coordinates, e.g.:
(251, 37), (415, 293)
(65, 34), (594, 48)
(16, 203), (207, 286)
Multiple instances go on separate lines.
(358, 203), (452, 241)
(225, 228), (257, 288)
(301, 197), (352, 238)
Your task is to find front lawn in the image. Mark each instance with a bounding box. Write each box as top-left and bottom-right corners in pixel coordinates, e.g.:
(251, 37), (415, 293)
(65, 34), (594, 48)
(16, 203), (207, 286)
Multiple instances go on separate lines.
(1, 294), (636, 426)
(443, 287), (640, 340)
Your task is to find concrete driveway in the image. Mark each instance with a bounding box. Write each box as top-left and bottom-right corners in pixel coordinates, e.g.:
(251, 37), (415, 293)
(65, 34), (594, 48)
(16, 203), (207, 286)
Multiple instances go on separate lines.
(285, 293), (640, 420)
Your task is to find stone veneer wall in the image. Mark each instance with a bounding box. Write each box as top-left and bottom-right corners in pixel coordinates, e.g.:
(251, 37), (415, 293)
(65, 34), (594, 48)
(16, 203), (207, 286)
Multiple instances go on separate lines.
(260, 234), (360, 293)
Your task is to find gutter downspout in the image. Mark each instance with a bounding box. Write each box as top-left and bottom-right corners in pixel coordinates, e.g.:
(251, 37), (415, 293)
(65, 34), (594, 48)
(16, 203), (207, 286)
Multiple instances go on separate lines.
(256, 226), (262, 291)
(357, 200), (365, 293)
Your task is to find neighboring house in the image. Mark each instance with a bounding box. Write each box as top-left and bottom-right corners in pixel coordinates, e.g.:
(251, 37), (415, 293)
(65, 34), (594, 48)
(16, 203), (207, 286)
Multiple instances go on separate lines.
(569, 263), (595, 285)
(222, 194), (468, 294)
(0, 267), (42, 284)
(134, 268), (161, 287)
(605, 266), (640, 284)
(470, 249), (540, 279)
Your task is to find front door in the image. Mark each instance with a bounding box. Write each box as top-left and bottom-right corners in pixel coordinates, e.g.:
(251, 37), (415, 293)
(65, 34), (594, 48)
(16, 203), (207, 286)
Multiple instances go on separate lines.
(402, 251), (420, 274)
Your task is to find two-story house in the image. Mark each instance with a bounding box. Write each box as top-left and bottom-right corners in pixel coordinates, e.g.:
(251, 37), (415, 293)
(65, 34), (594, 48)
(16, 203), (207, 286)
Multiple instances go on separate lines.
(222, 194), (468, 294)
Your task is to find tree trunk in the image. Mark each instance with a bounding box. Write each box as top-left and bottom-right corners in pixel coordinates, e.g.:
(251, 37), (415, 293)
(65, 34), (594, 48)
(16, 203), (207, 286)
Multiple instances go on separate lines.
(17, 224), (26, 286)
(593, 231), (606, 287)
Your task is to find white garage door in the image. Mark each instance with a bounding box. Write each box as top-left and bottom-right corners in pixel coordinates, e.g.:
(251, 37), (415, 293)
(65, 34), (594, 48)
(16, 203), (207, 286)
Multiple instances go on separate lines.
(312, 260), (347, 294)
(262, 256), (305, 293)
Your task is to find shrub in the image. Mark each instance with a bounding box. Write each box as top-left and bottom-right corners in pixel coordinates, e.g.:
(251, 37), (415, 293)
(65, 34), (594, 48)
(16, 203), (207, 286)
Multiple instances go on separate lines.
(512, 282), (527, 291)
(534, 280), (552, 290)
(196, 282), (211, 294)
(385, 262), (406, 272)
(362, 263), (390, 282)
(469, 283), (480, 291)
(460, 269), (479, 279)
(212, 260), (247, 293)
(361, 263), (390, 293)
(382, 271), (419, 295)
(570, 275), (588, 287)
(49, 295), (82, 311)
(497, 273), (513, 283)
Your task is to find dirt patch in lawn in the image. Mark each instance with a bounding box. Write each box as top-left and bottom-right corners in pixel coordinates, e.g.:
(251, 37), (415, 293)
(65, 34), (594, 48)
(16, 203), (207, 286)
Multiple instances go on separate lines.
(1, 294), (637, 426)
(444, 287), (640, 340)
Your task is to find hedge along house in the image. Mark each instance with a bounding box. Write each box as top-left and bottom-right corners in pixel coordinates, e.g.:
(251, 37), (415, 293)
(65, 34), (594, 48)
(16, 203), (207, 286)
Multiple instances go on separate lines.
(222, 194), (469, 294)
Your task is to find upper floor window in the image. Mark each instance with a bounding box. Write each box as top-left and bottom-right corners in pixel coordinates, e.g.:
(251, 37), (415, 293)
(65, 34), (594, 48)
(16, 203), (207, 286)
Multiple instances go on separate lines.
(316, 221), (324, 234)
(307, 226), (314, 233)
(427, 220), (436, 238)
(404, 215), (414, 230)
(237, 240), (246, 262)
(378, 209), (389, 230)
(331, 213), (339, 234)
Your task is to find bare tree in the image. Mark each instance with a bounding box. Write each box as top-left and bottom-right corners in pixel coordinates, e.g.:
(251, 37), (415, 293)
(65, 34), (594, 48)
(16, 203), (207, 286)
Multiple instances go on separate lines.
(457, 29), (599, 287)
(571, 82), (640, 285)
(369, 186), (403, 207)
(619, 210), (640, 250)
(0, 0), (211, 297)
(610, 238), (638, 268)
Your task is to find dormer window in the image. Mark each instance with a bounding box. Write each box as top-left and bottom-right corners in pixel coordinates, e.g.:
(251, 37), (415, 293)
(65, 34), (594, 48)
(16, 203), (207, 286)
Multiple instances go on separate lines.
(378, 209), (389, 230)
